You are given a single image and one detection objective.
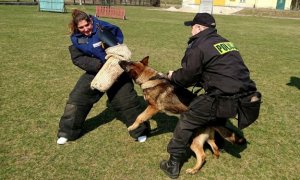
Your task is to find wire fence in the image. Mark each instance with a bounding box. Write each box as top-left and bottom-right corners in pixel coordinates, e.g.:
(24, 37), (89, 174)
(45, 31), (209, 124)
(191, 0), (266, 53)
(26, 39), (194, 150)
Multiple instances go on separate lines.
(0, 0), (37, 2)
(70, 0), (161, 6)
(0, 0), (161, 6)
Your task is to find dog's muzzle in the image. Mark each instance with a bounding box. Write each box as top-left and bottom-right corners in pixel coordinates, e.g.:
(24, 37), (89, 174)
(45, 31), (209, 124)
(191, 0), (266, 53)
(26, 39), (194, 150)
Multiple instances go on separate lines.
(118, 60), (131, 71)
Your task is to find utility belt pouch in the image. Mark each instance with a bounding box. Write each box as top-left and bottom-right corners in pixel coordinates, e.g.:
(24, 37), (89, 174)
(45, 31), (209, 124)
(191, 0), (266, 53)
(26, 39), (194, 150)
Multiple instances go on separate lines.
(215, 96), (238, 118)
(237, 91), (262, 129)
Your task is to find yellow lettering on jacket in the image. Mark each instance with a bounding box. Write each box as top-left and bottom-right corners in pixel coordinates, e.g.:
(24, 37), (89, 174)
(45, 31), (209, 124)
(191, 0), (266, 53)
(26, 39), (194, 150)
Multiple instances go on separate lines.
(214, 42), (238, 55)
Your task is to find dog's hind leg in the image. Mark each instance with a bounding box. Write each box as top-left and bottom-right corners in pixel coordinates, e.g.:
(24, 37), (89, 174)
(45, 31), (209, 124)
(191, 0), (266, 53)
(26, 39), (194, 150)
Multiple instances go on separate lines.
(214, 126), (247, 145)
(206, 128), (220, 158)
(186, 131), (208, 175)
(128, 105), (159, 131)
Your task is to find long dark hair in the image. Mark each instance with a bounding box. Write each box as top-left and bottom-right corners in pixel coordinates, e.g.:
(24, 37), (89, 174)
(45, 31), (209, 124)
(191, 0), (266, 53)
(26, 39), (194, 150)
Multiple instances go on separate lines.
(69, 9), (92, 34)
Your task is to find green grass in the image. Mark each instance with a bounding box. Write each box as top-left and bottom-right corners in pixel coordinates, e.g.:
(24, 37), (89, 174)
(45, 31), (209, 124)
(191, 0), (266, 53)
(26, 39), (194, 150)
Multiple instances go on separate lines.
(1, 5), (300, 180)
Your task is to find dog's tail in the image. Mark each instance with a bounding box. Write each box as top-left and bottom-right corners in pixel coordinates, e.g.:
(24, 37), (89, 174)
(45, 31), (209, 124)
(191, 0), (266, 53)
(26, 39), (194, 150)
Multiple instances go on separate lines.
(213, 126), (246, 145)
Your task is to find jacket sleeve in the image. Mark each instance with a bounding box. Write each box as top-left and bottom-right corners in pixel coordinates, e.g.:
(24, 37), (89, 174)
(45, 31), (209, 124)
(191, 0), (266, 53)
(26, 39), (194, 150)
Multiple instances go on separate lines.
(108, 25), (124, 44)
(171, 46), (204, 87)
(68, 45), (103, 74)
(101, 21), (124, 44)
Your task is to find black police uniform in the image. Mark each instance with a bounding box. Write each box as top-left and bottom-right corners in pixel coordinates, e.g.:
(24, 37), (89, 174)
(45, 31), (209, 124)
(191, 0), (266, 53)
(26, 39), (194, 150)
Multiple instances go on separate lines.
(57, 45), (150, 140)
(168, 27), (257, 157)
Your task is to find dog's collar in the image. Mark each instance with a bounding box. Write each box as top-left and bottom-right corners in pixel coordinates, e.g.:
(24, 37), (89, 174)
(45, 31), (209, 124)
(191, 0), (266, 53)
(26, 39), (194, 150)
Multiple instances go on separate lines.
(141, 79), (168, 90)
(149, 73), (167, 81)
(140, 73), (169, 90)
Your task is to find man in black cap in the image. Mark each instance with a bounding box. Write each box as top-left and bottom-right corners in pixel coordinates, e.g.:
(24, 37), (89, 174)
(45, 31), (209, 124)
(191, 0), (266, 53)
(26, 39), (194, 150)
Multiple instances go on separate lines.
(160, 13), (258, 178)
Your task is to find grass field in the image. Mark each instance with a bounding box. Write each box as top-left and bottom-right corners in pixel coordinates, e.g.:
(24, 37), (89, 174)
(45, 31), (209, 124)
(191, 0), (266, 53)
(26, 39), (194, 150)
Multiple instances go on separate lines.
(0, 5), (300, 180)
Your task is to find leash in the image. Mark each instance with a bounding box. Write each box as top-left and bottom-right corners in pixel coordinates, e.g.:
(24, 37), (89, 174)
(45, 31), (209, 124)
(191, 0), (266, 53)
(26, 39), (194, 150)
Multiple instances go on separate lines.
(148, 73), (168, 81)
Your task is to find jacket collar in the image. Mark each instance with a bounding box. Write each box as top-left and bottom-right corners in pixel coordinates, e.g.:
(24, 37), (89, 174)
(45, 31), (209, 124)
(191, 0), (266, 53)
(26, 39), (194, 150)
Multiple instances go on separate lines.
(188, 28), (217, 44)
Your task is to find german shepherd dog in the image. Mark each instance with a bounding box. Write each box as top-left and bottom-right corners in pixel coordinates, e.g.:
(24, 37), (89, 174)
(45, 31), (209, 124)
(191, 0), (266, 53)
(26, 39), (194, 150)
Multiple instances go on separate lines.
(119, 56), (246, 174)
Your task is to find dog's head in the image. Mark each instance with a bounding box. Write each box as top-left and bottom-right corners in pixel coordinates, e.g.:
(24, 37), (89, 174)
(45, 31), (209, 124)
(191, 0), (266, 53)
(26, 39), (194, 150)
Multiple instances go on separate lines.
(119, 56), (157, 85)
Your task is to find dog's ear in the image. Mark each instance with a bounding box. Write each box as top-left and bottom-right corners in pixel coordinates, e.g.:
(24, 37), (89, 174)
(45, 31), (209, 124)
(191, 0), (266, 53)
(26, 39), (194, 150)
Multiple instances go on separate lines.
(140, 56), (149, 66)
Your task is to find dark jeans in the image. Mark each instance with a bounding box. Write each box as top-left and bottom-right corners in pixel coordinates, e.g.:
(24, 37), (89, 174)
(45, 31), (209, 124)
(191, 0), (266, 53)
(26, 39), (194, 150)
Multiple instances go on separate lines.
(167, 94), (226, 157)
(57, 72), (149, 140)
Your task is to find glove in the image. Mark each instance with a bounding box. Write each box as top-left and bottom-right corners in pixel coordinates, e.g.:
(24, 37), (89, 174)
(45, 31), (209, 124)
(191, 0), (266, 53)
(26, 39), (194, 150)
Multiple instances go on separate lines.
(90, 44), (132, 92)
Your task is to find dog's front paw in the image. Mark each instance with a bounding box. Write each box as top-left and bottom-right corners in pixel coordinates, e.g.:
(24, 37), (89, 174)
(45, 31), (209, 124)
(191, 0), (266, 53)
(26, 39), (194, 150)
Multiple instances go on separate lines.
(186, 168), (199, 175)
(213, 153), (220, 159)
(128, 123), (139, 131)
(213, 150), (220, 159)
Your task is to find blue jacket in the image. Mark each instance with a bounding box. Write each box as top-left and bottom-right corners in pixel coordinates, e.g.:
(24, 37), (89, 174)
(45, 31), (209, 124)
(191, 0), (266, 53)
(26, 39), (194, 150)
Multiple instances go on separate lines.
(70, 16), (123, 63)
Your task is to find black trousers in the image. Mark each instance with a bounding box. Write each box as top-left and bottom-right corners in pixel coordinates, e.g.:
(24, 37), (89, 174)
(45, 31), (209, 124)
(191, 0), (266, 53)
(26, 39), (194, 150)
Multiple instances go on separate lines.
(167, 94), (226, 157)
(57, 72), (150, 140)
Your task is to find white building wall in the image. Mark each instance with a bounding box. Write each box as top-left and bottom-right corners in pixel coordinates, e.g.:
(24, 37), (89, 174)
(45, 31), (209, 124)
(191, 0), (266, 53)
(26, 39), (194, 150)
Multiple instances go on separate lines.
(255, 0), (277, 8)
(182, 0), (292, 10)
(181, 0), (200, 11)
(225, 0), (292, 9)
(285, 0), (292, 9)
(225, 0), (255, 8)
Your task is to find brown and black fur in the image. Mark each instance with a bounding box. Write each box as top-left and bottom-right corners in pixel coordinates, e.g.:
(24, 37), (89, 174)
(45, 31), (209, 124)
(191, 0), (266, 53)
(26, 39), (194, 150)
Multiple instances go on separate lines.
(119, 56), (246, 174)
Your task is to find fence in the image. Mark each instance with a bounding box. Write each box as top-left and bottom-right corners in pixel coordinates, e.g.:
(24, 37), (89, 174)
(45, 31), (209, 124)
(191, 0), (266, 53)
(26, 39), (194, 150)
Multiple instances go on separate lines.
(96, 6), (126, 19)
(39, 0), (66, 12)
(66, 0), (160, 6)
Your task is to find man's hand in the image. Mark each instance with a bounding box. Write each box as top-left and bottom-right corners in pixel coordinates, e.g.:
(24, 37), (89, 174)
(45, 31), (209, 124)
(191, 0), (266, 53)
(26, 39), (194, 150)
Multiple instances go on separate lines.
(167, 71), (174, 80)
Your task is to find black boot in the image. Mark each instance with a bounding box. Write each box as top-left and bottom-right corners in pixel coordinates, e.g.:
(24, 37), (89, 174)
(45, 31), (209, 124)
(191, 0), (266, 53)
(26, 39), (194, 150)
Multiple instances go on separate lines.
(160, 155), (184, 179)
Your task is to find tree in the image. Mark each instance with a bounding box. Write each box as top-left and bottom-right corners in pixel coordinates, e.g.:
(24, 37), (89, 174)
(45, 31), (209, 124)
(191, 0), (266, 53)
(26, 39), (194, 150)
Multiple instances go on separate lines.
(291, 0), (300, 10)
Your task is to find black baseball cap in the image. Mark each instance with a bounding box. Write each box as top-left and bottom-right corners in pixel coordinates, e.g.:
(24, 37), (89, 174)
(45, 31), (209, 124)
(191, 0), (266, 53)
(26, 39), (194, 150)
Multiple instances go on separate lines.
(184, 13), (216, 28)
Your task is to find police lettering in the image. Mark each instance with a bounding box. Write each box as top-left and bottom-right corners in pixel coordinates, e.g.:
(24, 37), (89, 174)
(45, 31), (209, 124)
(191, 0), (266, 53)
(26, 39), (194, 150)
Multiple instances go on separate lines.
(214, 42), (238, 55)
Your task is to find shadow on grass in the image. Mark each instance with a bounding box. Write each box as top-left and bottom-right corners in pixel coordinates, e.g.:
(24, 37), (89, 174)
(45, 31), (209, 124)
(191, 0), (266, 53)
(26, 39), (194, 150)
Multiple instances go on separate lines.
(149, 107), (248, 158)
(79, 96), (179, 139)
(286, 76), (300, 89)
(217, 120), (248, 158)
(150, 112), (179, 135)
(80, 96), (247, 158)
(187, 127), (247, 161)
(81, 107), (116, 137)
(80, 112), (179, 140)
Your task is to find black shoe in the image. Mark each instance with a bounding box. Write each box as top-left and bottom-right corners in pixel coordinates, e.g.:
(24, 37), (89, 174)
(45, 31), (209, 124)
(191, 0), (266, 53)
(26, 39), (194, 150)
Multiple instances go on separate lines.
(160, 155), (183, 179)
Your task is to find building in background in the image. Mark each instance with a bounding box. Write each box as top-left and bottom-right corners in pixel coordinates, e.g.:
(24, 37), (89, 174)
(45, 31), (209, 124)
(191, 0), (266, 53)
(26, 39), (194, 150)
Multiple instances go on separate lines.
(182, 0), (293, 11)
